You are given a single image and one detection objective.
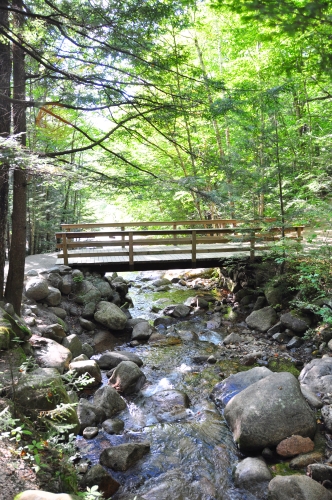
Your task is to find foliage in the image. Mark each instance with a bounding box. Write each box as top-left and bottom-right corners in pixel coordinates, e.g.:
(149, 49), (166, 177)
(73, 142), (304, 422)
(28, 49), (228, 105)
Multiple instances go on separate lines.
(61, 370), (95, 392)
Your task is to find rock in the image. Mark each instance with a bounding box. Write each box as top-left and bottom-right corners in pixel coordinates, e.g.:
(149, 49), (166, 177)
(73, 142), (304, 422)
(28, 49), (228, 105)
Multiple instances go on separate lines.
(94, 280), (113, 299)
(300, 385), (323, 409)
(96, 351), (143, 369)
(81, 343), (94, 358)
(44, 286), (62, 307)
(307, 464), (332, 483)
(264, 281), (294, 308)
(102, 418), (124, 434)
(211, 366), (272, 408)
(321, 405), (332, 432)
(267, 322), (285, 337)
(287, 336), (303, 349)
(289, 428), (325, 469)
(100, 442), (150, 471)
(299, 357), (332, 395)
(171, 304), (191, 318)
(14, 368), (70, 417)
(72, 354), (88, 362)
(13, 492), (78, 500)
(39, 323), (67, 343)
(82, 427), (98, 439)
(131, 321), (153, 341)
(94, 301), (127, 330)
(108, 360), (146, 394)
(93, 385), (127, 417)
(153, 316), (177, 328)
(234, 457), (272, 496)
(60, 274), (73, 295)
(72, 280), (101, 305)
(29, 335), (72, 374)
(267, 474), (332, 500)
(78, 317), (95, 331)
(77, 398), (105, 433)
(80, 464), (120, 498)
(149, 389), (190, 423)
(253, 296), (267, 311)
(26, 269), (38, 277)
(62, 334), (83, 358)
(224, 372), (316, 452)
(280, 311), (311, 334)
(47, 307), (67, 320)
(276, 435), (314, 457)
(152, 278), (171, 287)
(25, 278), (49, 301)
(245, 306), (277, 332)
(272, 331), (291, 343)
(82, 302), (96, 318)
(69, 360), (102, 387)
(223, 333), (244, 345)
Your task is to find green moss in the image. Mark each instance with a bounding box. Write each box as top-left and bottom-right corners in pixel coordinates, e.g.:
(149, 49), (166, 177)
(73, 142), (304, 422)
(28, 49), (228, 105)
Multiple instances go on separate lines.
(271, 461), (305, 477)
(268, 358), (300, 377)
(0, 326), (12, 350)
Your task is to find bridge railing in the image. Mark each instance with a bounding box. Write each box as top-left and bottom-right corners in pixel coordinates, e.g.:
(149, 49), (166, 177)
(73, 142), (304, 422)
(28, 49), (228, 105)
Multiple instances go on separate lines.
(55, 219), (304, 267)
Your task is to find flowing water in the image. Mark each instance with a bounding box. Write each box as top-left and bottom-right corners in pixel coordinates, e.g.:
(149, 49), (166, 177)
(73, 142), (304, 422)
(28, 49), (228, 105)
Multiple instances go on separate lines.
(76, 270), (261, 500)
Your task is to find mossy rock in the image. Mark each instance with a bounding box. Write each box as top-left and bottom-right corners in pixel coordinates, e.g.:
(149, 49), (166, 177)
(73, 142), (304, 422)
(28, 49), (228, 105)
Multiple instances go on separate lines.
(0, 306), (31, 343)
(0, 325), (13, 350)
(268, 357), (300, 377)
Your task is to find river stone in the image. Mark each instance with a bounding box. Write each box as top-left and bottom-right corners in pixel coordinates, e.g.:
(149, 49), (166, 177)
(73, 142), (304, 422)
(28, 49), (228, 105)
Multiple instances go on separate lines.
(150, 389), (190, 422)
(93, 385), (127, 417)
(100, 442), (150, 471)
(82, 427), (98, 439)
(267, 474), (332, 500)
(48, 307), (67, 320)
(224, 372), (316, 452)
(245, 306), (277, 332)
(234, 457), (272, 497)
(171, 304), (191, 318)
(14, 368), (70, 415)
(94, 280), (113, 299)
(152, 278), (171, 287)
(307, 463), (332, 483)
(47, 272), (63, 290)
(72, 280), (101, 305)
(300, 385), (323, 409)
(69, 359), (102, 386)
(39, 323), (67, 343)
(0, 306), (31, 342)
(276, 435), (314, 457)
(211, 366), (272, 408)
(287, 336), (303, 349)
(80, 464), (120, 498)
(321, 405), (332, 432)
(82, 343), (94, 358)
(78, 317), (95, 331)
(25, 277), (49, 301)
(280, 311), (311, 334)
(223, 333), (244, 345)
(299, 357), (332, 395)
(44, 286), (62, 306)
(13, 492), (78, 500)
(108, 360), (146, 394)
(62, 334), (83, 358)
(102, 418), (124, 434)
(77, 398), (106, 433)
(94, 301), (127, 330)
(60, 274), (73, 295)
(97, 350), (143, 369)
(124, 317), (147, 332)
(29, 335), (72, 374)
(82, 301), (96, 318)
(131, 321), (153, 341)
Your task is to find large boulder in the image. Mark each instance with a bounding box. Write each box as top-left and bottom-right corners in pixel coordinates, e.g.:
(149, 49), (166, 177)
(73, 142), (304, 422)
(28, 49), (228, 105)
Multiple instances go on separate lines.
(29, 335), (72, 374)
(211, 367), (272, 408)
(72, 280), (101, 305)
(99, 442), (150, 471)
(44, 286), (62, 306)
(245, 306), (277, 332)
(108, 361), (146, 394)
(94, 301), (127, 330)
(0, 305), (31, 346)
(224, 372), (316, 452)
(267, 475), (332, 500)
(299, 357), (332, 395)
(94, 280), (113, 299)
(25, 278), (49, 301)
(280, 311), (311, 334)
(93, 385), (127, 417)
(96, 351), (143, 369)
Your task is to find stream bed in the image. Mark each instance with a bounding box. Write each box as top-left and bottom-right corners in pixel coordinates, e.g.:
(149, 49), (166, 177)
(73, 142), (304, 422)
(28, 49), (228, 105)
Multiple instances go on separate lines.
(76, 270), (260, 500)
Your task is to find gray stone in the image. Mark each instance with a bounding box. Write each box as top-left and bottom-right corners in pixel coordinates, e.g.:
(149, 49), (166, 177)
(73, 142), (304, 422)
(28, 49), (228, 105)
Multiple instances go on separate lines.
(224, 372), (316, 452)
(93, 385), (127, 417)
(321, 405), (332, 432)
(82, 427), (98, 439)
(131, 321), (153, 341)
(25, 278), (49, 301)
(72, 354), (88, 362)
(48, 307), (67, 320)
(272, 331), (291, 343)
(29, 335), (72, 374)
(102, 418), (124, 434)
(77, 398), (105, 433)
(267, 474), (332, 500)
(307, 463), (332, 483)
(81, 343), (94, 358)
(80, 464), (120, 498)
(94, 281), (113, 299)
(152, 278), (171, 287)
(253, 296), (267, 311)
(267, 322), (285, 337)
(299, 357), (332, 395)
(234, 457), (272, 496)
(245, 306), (278, 332)
(171, 304), (191, 318)
(280, 311), (311, 334)
(300, 385), (323, 408)
(69, 360), (102, 387)
(44, 286), (62, 306)
(100, 442), (150, 471)
(60, 274), (73, 295)
(108, 360), (146, 394)
(94, 301), (127, 330)
(26, 269), (38, 277)
(97, 351), (143, 369)
(62, 334), (83, 358)
(287, 336), (303, 349)
(47, 273), (63, 290)
(223, 333), (244, 345)
(78, 317), (95, 331)
(40, 323), (66, 343)
(82, 302), (96, 318)
(72, 280), (101, 305)
(211, 366), (272, 408)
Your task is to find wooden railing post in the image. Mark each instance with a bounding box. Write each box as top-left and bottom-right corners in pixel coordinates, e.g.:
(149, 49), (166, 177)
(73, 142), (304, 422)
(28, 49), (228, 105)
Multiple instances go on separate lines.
(63, 233), (68, 265)
(173, 223), (177, 243)
(129, 232), (134, 269)
(250, 230), (255, 261)
(192, 230), (196, 265)
(121, 226), (125, 248)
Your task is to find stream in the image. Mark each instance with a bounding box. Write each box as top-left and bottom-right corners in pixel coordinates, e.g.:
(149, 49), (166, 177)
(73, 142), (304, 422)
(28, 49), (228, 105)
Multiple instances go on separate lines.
(76, 269), (259, 500)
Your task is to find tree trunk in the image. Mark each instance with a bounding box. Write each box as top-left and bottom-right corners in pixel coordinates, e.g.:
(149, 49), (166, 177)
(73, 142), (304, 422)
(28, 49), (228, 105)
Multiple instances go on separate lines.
(0, 0), (11, 299)
(5, 0), (27, 313)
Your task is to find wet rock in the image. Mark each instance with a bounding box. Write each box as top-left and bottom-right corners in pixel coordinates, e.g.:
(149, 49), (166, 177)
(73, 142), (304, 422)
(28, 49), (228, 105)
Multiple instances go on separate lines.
(131, 320), (153, 341)
(267, 474), (332, 500)
(124, 317), (147, 332)
(286, 336), (303, 349)
(211, 366), (272, 408)
(245, 306), (278, 333)
(289, 429), (325, 469)
(99, 442), (150, 471)
(82, 427), (98, 439)
(108, 360), (146, 394)
(224, 372), (316, 452)
(193, 355), (210, 364)
(170, 304), (191, 318)
(276, 435), (314, 457)
(29, 335), (72, 374)
(93, 385), (127, 417)
(69, 360), (102, 387)
(62, 334), (83, 358)
(80, 464), (120, 498)
(94, 301), (127, 330)
(25, 278), (49, 301)
(152, 278), (171, 287)
(280, 311), (311, 335)
(77, 398), (105, 432)
(102, 418), (124, 434)
(223, 333), (244, 345)
(307, 463), (332, 483)
(207, 355), (217, 364)
(153, 316), (177, 328)
(97, 350), (143, 369)
(299, 357), (332, 394)
(234, 457), (272, 497)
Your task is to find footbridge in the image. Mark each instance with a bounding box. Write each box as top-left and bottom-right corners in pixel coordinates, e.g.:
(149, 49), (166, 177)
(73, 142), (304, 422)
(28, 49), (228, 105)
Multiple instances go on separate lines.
(55, 218), (304, 272)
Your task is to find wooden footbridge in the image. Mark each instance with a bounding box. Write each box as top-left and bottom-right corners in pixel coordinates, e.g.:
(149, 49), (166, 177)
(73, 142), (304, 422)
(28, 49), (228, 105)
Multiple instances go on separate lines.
(55, 219), (304, 272)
